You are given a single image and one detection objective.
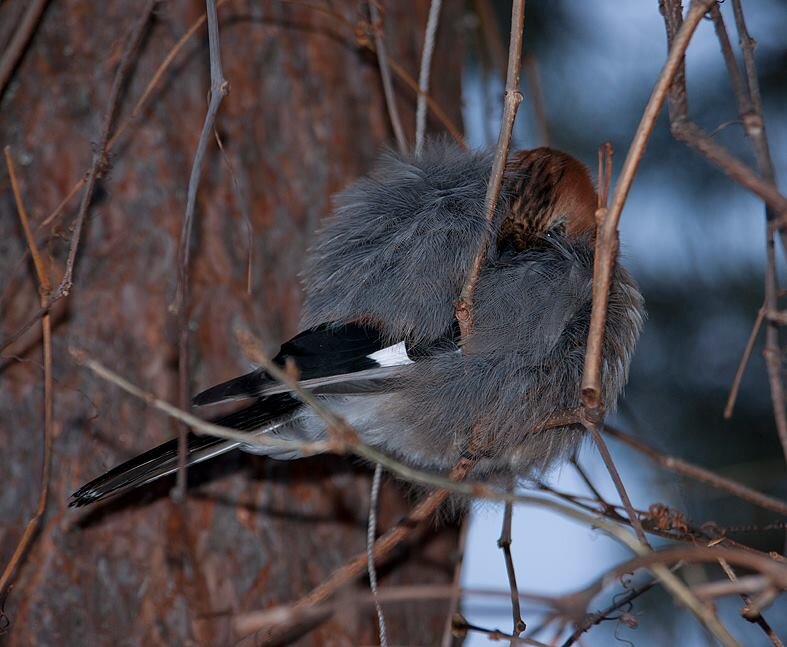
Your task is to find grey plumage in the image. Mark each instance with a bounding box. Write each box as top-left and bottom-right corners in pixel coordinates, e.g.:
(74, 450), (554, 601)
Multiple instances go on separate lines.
(376, 236), (642, 475)
(254, 233), (643, 477)
(300, 140), (512, 343)
(70, 140), (645, 506)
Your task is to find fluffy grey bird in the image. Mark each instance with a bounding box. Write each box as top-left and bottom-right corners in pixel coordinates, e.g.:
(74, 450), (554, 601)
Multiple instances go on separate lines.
(70, 141), (644, 507)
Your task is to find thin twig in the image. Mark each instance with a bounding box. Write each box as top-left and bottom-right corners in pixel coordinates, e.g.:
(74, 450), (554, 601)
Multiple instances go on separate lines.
(498, 483), (526, 639)
(724, 305), (765, 419)
(603, 425), (787, 518)
(569, 456), (604, 506)
(56, 0), (157, 303)
(715, 558), (784, 647)
(226, 342), (740, 647)
(578, 545), (787, 601)
(0, 0), (49, 99)
(708, 3), (750, 117)
(386, 55), (465, 148)
(171, 0), (229, 316)
(730, 0), (775, 181)
(582, 144), (649, 547)
(451, 615), (542, 645)
(367, 463), (388, 647)
(74, 337), (565, 504)
(230, 583), (563, 644)
(575, 9), (741, 637)
(440, 515), (470, 647)
(254, 494), (769, 646)
(414, 0), (442, 158)
(579, 0), (716, 553)
(292, 464), (470, 610)
(69, 348), (335, 453)
(368, 1), (408, 155)
(38, 0), (234, 232)
(560, 577), (660, 647)
(659, 0), (787, 236)
(581, 0), (715, 409)
(4, 149), (50, 294)
(587, 425), (649, 547)
(762, 219), (787, 462)
(705, 0), (787, 459)
(0, 148), (53, 608)
(728, 0), (787, 464)
(170, 0), (229, 502)
(669, 119), (787, 227)
(455, 0), (526, 341)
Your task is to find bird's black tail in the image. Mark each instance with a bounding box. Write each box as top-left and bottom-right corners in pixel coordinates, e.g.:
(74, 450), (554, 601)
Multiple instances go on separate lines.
(69, 394), (300, 507)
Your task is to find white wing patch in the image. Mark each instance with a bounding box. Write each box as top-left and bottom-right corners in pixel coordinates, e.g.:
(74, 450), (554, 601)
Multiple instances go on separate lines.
(369, 341), (414, 367)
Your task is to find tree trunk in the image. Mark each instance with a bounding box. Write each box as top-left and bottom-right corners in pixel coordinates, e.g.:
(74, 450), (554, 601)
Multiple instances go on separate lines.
(0, 1), (465, 644)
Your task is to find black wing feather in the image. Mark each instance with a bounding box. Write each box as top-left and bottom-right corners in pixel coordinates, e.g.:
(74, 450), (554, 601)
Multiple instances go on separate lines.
(193, 323), (389, 405)
(192, 321), (461, 406)
(69, 394), (301, 507)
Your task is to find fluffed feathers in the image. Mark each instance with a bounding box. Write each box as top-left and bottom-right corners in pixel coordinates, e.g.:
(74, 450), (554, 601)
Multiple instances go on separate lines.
(300, 140), (512, 344)
(70, 141), (645, 506)
(279, 232), (644, 477)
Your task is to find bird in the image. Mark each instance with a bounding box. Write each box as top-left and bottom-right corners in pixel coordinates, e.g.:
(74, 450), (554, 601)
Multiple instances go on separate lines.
(69, 140), (644, 507)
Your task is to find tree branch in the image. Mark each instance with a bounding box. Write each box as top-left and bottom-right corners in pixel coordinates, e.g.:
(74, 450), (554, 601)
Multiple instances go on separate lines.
(604, 425), (787, 517)
(170, 0), (229, 502)
(414, 0), (442, 158)
(368, 1), (408, 155)
(0, 147), (54, 611)
(455, 0), (526, 340)
(0, 0), (49, 99)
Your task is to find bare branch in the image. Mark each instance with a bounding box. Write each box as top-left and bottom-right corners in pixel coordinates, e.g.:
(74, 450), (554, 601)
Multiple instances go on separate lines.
(170, 0), (229, 502)
(729, 0), (787, 464)
(0, 0), (49, 99)
(604, 425), (787, 517)
(69, 348), (335, 453)
(368, 1), (408, 155)
(715, 559), (784, 647)
(367, 463), (388, 647)
(415, 0), (443, 158)
(724, 305), (765, 419)
(0, 148), (53, 608)
(582, 0), (715, 412)
(560, 576), (660, 647)
(578, 0), (719, 559)
(455, 0), (526, 341)
(498, 485), (526, 639)
(440, 517), (470, 647)
(581, 143), (649, 547)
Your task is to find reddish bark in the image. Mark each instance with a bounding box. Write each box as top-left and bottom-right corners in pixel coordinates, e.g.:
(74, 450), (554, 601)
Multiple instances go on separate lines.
(0, 1), (464, 644)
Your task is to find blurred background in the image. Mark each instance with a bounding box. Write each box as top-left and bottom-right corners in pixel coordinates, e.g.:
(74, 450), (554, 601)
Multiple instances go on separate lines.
(462, 1), (787, 645)
(1, 1), (785, 645)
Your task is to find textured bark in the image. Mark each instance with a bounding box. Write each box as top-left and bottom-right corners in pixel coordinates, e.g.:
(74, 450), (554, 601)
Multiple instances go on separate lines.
(0, 1), (464, 645)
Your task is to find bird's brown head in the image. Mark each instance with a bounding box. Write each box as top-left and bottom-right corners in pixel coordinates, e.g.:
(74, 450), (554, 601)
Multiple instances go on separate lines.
(498, 147), (597, 251)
